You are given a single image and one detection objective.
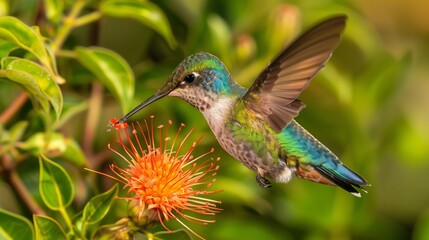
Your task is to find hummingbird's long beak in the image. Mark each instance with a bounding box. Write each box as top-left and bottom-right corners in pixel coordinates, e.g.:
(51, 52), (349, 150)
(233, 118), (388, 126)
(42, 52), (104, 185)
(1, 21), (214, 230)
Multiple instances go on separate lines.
(116, 90), (170, 124)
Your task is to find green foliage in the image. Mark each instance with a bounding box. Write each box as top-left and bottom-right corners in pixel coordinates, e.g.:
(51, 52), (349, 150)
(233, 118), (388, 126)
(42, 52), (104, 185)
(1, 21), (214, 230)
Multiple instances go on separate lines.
(0, 17), (56, 73)
(0, 41), (16, 59)
(0, 0), (179, 238)
(82, 184), (118, 225)
(0, 0), (427, 239)
(1, 57), (62, 119)
(43, 0), (63, 24)
(0, 209), (34, 240)
(39, 155), (74, 210)
(75, 46), (134, 113)
(100, 0), (177, 49)
(19, 132), (86, 166)
(34, 215), (67, 240)
(3, 121), (28, 144)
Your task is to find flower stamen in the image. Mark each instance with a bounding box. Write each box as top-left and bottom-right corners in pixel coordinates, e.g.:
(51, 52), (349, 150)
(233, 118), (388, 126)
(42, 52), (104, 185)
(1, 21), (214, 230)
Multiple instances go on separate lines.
(90, 117), (222, 240)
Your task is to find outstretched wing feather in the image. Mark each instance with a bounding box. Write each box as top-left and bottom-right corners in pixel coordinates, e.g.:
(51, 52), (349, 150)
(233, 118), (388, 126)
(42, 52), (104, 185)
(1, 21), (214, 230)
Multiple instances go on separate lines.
(241, 15), (347, 132)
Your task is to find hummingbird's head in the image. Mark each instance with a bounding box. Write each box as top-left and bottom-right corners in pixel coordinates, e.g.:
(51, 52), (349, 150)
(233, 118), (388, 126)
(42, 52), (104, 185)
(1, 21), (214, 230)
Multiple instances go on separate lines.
(166, 52), (244, 107)
(117, 52), (243, 123)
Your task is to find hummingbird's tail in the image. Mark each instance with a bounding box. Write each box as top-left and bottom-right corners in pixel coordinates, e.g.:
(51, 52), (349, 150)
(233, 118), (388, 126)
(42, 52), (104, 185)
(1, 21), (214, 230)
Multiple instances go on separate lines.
(313, 162), (368, 197)
(294, 161), (368, 197)
(281, 121), (369, 197)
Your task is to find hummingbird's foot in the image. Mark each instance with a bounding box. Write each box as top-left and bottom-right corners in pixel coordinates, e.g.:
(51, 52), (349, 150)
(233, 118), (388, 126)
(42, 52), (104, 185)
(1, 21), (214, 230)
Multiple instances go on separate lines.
(256, 174), (272, 188)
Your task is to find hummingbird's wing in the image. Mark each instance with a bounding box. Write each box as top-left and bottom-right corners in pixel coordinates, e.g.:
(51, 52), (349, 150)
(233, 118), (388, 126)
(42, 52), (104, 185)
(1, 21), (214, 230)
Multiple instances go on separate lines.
(241, 15), (347, 132)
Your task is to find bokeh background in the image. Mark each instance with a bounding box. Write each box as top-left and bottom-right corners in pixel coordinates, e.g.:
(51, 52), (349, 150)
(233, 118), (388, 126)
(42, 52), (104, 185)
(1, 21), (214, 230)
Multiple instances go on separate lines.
(1, 0), (429, 239)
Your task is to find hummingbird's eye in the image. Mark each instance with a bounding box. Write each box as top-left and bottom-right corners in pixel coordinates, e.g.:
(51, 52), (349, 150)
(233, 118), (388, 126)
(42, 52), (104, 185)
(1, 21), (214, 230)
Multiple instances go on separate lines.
(183, 72), (199, 84)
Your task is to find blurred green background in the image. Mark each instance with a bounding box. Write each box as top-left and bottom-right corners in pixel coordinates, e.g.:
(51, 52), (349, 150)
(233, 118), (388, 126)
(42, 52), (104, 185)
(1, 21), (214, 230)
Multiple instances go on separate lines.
(1, 0), (429, 239)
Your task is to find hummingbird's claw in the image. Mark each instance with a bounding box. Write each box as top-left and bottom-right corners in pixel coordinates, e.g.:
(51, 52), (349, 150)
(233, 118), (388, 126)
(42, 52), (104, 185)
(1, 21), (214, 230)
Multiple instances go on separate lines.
(256, 174), (272, 188)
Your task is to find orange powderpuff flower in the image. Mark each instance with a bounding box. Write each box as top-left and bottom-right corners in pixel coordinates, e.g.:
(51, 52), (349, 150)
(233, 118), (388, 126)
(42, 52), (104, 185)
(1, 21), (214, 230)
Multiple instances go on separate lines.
(91, 116), (222, 239)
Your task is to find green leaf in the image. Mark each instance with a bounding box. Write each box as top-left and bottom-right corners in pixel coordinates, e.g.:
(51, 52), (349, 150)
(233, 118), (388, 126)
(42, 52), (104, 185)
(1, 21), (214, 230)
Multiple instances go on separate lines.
(0, 58), (63, 119)
(0, 16), (54, 72)
(75, 46), (134, 113)
(0, 208), (34, 240)
(100, 0), (177, 49)
(0, 121), (28, 155)
(39, 155), (74, 210)
(62, 138), (87, 166)
(0, 40), (16, 59)
(71, 212), (85, 239)
(32, 26), (60, 77)
(34, 215), (67, 240)
(0, 59), (50, 115)
(83, 184), (118, 224)
(8, 121), (28, 143)
(43, 0), (64, 24)
(55, 99), (88, 129)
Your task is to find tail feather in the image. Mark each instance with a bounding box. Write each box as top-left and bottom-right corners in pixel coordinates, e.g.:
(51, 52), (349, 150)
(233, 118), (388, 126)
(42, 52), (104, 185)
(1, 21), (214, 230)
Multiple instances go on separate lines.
(313, 163), (368, 197)
(280, 120), (369, 196)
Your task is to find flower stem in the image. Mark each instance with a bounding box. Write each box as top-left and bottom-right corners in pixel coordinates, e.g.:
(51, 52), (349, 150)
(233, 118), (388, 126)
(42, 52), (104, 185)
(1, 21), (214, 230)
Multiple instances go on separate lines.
(10, 170), (46, 215)
(1, 154), (45, 215)
(59, 205), (73, 230)
(56, 49), (77, 59)
(74, 11), (102, 28)
(0, 92), (28, 124)
(83, 82), (103, 159)
(52, 0), (87, 53)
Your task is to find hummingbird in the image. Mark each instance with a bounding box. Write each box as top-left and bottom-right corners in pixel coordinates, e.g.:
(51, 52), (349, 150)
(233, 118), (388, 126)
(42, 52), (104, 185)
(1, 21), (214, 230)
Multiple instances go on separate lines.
(115, 15), (369, 197)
